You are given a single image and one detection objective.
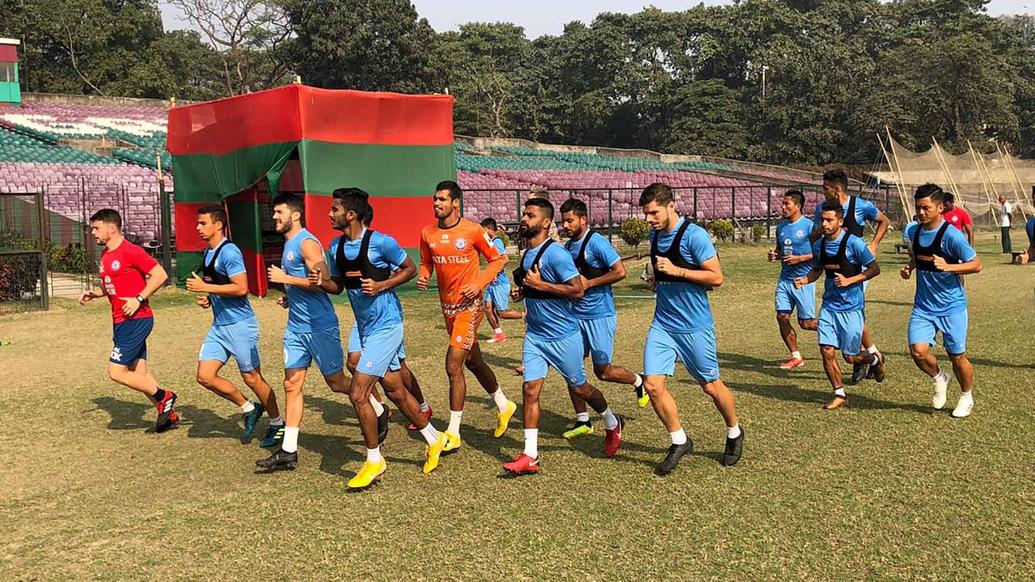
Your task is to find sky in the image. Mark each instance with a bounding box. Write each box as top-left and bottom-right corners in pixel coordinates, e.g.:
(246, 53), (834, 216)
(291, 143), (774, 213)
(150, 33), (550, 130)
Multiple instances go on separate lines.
(159, 1), (1030, 38)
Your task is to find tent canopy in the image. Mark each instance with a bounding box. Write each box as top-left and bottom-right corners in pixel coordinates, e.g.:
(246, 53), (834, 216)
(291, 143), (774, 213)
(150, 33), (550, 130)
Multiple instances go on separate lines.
(167, 84), (456, 295)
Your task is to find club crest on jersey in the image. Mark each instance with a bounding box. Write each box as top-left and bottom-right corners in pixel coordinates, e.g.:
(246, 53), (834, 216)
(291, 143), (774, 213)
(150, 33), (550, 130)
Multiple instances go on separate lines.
(454, 239), (467, 250)
(110, 260), (121, 271)
(285, 251), (295, 262)
(796, 230), (805, 238)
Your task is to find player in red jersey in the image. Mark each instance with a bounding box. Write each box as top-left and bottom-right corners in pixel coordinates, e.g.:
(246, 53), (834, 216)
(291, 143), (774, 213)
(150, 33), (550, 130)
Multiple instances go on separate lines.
(79, 209), (177, 431)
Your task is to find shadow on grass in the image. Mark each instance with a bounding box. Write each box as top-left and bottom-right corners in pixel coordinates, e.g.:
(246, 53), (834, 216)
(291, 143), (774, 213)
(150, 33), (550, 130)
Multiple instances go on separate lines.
(90, 396), (152, 430)
(728, 382), (931, 413)
(479, 351), (524, 371)
(867, 299), (914, 307)
(718, 352), (827, 381)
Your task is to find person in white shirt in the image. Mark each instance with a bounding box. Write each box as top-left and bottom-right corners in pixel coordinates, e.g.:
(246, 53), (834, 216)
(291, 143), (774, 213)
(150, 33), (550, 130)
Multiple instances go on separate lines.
(999, 195), (1014, 253)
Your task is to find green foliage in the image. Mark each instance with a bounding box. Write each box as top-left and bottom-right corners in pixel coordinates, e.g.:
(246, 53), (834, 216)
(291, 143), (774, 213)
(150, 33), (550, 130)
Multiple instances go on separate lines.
(709, 219), (734, 243)
(47, 243), (94, 274)
(750, 224), (767, 243)
(619, 218), (650, 249)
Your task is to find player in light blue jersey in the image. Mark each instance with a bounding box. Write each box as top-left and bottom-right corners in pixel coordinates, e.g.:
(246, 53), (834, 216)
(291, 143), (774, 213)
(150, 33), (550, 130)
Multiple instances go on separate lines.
(256, 194), (362, 472)
(479, 217), (524, 344)
(186, 205), (283, 445)
(1020, 189), (1035, 264)
(768, 190), (818, 369)
(795, 202), (884, 410)
(638, 183), (743, 475)
(558, 198), (646, 440)
(315, 189), (448, 488)
(811, 169), (890, 385)
(901, 184), (982, 418)
(502, 198), (625, 476)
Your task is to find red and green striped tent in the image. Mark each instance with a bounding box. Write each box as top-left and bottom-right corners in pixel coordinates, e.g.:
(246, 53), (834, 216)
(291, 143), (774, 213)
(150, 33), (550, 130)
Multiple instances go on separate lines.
(167, 84), (455, 296)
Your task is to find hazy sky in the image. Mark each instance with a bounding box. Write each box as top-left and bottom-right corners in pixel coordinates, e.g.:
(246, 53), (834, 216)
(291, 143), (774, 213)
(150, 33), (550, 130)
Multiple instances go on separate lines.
(160, 1), (1030, 38)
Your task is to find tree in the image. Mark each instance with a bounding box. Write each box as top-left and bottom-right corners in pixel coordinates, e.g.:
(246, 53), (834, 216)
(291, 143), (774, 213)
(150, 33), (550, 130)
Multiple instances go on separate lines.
(283, 0), (440, 93)
(660, 79), (749, 158)
(165, 0), (294, 95)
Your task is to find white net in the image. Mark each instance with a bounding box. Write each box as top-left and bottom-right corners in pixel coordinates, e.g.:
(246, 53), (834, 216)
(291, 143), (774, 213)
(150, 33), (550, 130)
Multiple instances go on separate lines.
(874, 133), (1035, 222)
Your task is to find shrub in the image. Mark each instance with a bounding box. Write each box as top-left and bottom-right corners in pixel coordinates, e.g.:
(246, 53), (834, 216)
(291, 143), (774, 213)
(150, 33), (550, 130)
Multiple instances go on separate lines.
(620, 218), (650, 249)
(750, 224), (767, 243)
(0, 255), (41, 301)
(709, 219), (734, 242)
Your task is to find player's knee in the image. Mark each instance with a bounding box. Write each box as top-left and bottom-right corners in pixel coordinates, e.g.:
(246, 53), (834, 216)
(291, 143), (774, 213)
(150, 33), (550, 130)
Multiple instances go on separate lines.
(909, 344), (928, 361)
(345, 361), (358, 376)
(283, 378), (303, 394)
(700, 380), (722, 398)
(799, 319), (818, 331)
(643, 379), (665, 398)
(107, 365), (127, 384)
(948, 352), (968, 366)
(239, 370), (262, 388)
(776, 312), (791, 323)
(592, 365), (611, 381)
(522, 382), (540, 401)
(196, 372), (218, 389)
(820, 346), (837, 360)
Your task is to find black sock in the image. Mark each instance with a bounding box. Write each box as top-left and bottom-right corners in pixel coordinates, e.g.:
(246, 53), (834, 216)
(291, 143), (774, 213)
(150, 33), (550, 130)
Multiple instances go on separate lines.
(154, 388), (166, 401)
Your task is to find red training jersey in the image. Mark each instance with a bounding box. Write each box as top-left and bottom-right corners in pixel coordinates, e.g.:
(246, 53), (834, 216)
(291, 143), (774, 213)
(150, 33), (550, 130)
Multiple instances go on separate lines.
(100, 239), (158, 324)
(943, 208), (972, 232)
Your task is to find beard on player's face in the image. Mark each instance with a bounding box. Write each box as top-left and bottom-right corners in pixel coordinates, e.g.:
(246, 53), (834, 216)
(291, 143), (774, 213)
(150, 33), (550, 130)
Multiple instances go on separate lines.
(518, 221), (541, 239)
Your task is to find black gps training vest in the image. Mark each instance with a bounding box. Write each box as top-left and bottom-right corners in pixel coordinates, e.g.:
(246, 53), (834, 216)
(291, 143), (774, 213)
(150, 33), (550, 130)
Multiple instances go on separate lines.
(572, 230), (607, 279)
(843, 196), (865, 237)
(334, 229), (391, 290)
(649, 219), (697, 284)
(513, 240), (564, 300)
(202, 240), (231, 285)
(911, 221), (958, 272)
(820, 234), (862, 279)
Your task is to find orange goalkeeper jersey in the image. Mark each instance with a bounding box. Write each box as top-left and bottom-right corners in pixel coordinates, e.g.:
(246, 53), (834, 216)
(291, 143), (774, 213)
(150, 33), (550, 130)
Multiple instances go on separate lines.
(419, 218), (507, 311)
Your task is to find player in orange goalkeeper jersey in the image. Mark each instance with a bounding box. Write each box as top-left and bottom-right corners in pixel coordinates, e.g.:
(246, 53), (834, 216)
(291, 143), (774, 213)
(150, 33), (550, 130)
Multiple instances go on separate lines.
(418, 181), (517, 453)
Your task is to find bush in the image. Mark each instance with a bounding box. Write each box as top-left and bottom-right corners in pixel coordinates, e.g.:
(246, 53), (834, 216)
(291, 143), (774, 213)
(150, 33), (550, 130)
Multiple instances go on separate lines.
(47, 243), (94, 273)
(750, 224), (767, 243)
(709, 219), (734, 242)
(620, 218), (650, 249)
(0, 255), (41, 301)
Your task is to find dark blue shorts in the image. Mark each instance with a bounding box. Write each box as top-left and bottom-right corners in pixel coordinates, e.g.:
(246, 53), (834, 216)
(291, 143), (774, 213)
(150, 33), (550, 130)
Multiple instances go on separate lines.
(111, 317), (154, 366)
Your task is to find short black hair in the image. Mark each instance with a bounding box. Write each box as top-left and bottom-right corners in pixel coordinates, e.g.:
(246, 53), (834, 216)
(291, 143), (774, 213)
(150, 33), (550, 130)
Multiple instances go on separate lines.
(822, 169), (849, 190)
(560, 198), (587, 217)
(943, 191), (955, 204)
(90, 208), (122, 228)
(821, 201), (844, 217)
(332, 187), (371, 220)
(272, 193), (305, 216)
(914, 183), (945, 203)
(639, 183), (674, 206)
(524, 197), (554, 220)
(480, 218), (498, 230)
(197, 204), (227, 232)
(435, 180), (462, 201)
(784, 190), (805, 209)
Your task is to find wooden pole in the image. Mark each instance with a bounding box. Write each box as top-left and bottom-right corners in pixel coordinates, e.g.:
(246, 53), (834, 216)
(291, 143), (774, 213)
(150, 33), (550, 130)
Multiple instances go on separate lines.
(930, 138), (964, 206)
(966, 140), (999, 224)
(999, 143), (1029, 220)
(885, 127), (914, 217)
(877, 132), (910, 219)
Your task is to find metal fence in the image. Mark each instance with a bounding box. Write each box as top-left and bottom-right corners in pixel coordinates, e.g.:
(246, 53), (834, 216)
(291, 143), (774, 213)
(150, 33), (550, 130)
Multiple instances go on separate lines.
(0, 191), (49, 312)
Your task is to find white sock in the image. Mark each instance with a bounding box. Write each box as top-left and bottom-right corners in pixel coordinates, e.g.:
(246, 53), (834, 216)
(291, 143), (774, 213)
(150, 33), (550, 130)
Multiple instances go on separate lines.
(834, 387), (847, 398)
(447, 410), (463, 435)
(791, 351), (801, 360)
(633, 374), (644, 388)
(369, 395), (385, 416)
(419, 423), (439, 445)
(670, 428), (687, 445)
(240, 401), (255, 413)
(419, 401), (430, 413)
(958, 390), (973, 401)
(727, 424), (742, 439)
(867, 345), (879, 355)
(491, 389), (509, 411)
(601, 408), (619, 430)
(523, 428), (539, 458)
(494, 327), (503, 334)
(575, 412), (590, 423)
(366, 447), (383, 464)
(933, 370), (949, 383)
(269, 416), (284, 426)
(282, 426), (299, 453)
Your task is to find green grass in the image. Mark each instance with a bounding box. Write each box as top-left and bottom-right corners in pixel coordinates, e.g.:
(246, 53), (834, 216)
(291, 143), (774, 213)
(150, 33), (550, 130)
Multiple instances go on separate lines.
(1, 233), (1033, 579)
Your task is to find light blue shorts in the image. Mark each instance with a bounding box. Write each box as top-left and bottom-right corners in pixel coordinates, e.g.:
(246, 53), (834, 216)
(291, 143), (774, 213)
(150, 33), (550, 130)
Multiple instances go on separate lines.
(356, 324), (404, 378)
(484, 282), (510, 311)
(283, 327), (344, 377)
(348, 322), (405, 359)
(908, 309), (968, 355)
(643, 325), (720, 383)
(818, 309), (864, 355)
(775, 278), (816, 321)
(579, 315), (616, 366)
(522, 333), (588, 387)
(199, 317), (261, 372)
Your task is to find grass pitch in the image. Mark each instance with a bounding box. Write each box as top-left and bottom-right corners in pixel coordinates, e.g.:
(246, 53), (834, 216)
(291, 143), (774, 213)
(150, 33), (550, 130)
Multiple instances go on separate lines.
(1, 235), (1033, 580)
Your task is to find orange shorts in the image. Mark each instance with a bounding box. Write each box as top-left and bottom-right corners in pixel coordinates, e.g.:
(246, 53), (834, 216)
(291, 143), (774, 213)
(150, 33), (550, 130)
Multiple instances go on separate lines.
(443, 302), (483, 351)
